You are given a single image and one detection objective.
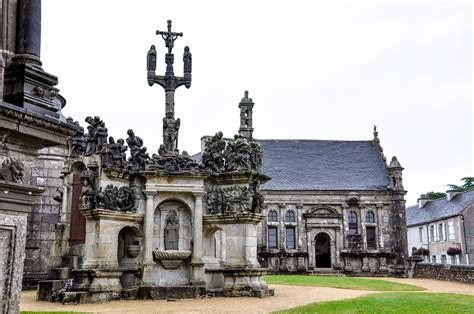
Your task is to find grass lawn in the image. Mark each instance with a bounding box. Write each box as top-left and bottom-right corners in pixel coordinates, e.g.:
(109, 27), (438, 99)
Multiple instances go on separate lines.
(275, 292), (474, 313)
(264, 275), (424, 291)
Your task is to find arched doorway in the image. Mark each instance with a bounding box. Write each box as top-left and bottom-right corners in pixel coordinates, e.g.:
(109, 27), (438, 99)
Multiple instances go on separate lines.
(315, 233), (331, 268)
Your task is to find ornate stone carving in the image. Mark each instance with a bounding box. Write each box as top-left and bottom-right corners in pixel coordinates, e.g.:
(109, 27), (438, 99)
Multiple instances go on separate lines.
(164, 210), (179, 250)
(153, 250), (191, 269)
(84, 116), (103, 155)
(0, 156), (24, 183)
(147, 149), (200, 172)
(95, 184), (136, 212)
(224, 134), (251, 171)
(202, 132), (226, 172)
(101, 137), (128, 168)
(206, 185), (253, 214)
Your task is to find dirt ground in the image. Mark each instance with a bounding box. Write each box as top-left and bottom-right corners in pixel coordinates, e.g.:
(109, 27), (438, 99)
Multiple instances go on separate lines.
(20, 279), (474, 313)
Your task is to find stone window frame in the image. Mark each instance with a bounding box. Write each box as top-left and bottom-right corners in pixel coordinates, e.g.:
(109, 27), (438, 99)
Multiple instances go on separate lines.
(348, 211), (358, 235)
(285, 210), (296, 222)
(285, 226), (296, 250)
(366, 226), (377, 250)
(267, 226), (278, 249)
(365, 211), (375, 223)
(267, 210), (278, 222)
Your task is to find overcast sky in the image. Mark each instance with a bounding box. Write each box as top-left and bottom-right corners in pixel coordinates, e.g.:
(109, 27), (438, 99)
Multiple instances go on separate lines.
(41, 1), (472, 205)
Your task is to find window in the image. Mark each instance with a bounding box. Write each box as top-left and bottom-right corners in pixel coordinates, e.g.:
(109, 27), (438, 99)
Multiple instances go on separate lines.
(285, 211), (296, 222)
(348, 211), (358, 235)
(365, 211), (375, 223)
(366, 227), (376, 249)
(432, 255), (437, 263)
(268, 210), (277, 222)
(268, 227), (278, 249)
(419, 227), (424, 242)
(286, 227), (296, 249)
(441, 255), (446, 264)
(438, 223), (445, 241)
(448, 221), (455, 241)
(429, 225), (435, 242)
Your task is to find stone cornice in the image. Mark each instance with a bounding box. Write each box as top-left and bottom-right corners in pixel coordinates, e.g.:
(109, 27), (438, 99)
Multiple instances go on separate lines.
(203, 213), (265, 225)
(81, 208), (144, 223)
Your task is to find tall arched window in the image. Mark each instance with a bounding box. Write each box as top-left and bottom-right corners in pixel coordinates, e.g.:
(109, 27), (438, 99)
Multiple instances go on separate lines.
(348, 211), (358, 235)
(268, 210), (278, 222)
(365, 211), (375, 223)
(285, 211), (296, 222)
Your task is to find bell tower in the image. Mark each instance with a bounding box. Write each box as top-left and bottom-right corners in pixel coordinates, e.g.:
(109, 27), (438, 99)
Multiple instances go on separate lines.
(238, 90), (254, 140)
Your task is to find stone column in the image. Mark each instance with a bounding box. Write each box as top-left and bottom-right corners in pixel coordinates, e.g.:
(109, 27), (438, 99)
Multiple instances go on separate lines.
(143, 190), (156, 264)
(165, 90), (175, 114)
(191, 192), (205, 286)
(16, 0), (42, 64)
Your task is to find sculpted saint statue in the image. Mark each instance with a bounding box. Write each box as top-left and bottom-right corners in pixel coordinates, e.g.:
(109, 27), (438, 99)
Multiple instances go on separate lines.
(163, 111), (180, 152)
(164, 210), (179, 250)
(183, 46), (192, 73)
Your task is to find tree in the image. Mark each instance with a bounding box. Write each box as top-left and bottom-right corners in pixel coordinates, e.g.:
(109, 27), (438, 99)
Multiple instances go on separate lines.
(447, 177), (474, 192)
(425, 191), (446, 199)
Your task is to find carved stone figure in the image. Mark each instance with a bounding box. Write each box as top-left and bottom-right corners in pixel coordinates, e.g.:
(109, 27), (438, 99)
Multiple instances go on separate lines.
(163, 111), (180, 152)
(183, 46), (192, 73)
(202, 131), (226, 172)
(147, 45), (157, 71)
(157, 20), (183, 54)
(116, 186), (136, 211)
(249, 141), (263, 171)
(97, 121), (108, 152)
(0, 156), (25, 183)
(126, 129), (148, 171)
(80, 169), (97, 209)
(164, 210), (179, 250)
(206, 185), (254, 214)
(67, 128), (85, 158)
(224, 134), (251, 171)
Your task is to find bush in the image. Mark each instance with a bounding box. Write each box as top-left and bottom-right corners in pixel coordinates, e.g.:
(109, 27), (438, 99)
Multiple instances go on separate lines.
(447, 247), (461, 256)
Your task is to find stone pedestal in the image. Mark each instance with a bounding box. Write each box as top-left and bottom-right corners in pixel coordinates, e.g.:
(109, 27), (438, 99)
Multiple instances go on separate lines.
(0, 181), (43, 313)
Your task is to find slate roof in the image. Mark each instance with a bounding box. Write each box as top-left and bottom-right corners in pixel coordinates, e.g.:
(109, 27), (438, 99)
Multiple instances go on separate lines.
(259, 140), (390, 190)
(193, 139), (390, 191)
(406, 190), (474, 226)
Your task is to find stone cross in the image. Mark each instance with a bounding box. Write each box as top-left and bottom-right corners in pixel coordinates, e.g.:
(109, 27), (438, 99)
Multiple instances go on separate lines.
(147, 20), (192, 153)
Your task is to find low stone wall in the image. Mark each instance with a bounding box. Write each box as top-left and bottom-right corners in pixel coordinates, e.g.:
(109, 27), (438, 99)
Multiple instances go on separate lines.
(413, 263), (473, 284)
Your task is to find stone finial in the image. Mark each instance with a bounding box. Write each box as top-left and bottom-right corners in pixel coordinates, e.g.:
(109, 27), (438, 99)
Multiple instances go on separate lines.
(373, 125), (379, 143)
(388, 156), (402, 169)
(238, 91), (255, 141)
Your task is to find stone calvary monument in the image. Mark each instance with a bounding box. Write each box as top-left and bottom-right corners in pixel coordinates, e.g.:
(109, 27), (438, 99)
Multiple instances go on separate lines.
(37, 20), (274, 303)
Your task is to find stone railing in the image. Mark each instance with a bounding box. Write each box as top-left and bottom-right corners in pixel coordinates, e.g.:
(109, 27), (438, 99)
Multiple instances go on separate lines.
(413, 263), (473, 284)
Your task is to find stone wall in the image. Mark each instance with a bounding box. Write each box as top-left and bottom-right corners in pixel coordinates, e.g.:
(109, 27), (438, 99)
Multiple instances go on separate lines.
(413, 262), (473, 284)
(23, 146), (68, 289)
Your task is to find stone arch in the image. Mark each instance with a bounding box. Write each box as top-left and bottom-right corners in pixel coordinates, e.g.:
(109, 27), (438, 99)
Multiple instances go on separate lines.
(203, 225), (226, 268)
(117, 226), (143, 266)
(71, 160), (86, 173)
(153, 198), (192, 251)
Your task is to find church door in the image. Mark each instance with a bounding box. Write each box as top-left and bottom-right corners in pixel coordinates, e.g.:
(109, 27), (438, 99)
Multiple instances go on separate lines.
(69, 173), (86, 245)
(315, 233), (331, 268)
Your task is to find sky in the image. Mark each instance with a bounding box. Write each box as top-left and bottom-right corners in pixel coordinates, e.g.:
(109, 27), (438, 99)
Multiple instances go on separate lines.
(41, 0), (472, 205)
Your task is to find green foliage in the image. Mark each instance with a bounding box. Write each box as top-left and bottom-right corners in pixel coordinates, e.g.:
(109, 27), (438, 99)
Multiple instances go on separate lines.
(264, 275), (423, 291)
(447, 177), (474, 192)
(425, 191), (446, 199)
(275, 292), (474, 314)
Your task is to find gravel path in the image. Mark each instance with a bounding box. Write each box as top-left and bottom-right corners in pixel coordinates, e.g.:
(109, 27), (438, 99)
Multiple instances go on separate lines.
(20, 285), (371, 313)
(20, 279), (474, 313)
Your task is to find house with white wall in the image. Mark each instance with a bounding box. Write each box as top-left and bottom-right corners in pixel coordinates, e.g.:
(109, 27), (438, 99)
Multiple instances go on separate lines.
(406, 190), (474, 265)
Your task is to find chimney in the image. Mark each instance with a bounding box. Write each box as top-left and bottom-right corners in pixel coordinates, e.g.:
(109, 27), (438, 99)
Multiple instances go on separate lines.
(417, 194), (431, 208)
(446, 190), (461, 202)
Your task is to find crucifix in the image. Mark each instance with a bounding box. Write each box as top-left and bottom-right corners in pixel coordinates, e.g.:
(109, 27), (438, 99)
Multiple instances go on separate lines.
(147, 20), (192, 153)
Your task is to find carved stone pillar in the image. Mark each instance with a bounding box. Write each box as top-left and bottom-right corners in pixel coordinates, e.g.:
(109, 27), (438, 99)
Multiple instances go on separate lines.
(191, 192), (205, 285)
(143, 190), (156, 264)
(16, 0), (42, 64)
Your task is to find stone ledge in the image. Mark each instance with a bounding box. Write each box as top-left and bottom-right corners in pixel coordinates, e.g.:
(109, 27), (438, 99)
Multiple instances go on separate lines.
(137, 285), (206, 300)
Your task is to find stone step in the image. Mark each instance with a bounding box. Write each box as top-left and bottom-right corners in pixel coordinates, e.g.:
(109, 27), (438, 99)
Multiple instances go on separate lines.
(48, 267), (70, 280)
(62, 255), (81, 269)
(37, 280), (69, 302)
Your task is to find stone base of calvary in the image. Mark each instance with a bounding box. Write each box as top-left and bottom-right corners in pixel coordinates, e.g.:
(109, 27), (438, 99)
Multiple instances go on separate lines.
(37, 20), (273, 303)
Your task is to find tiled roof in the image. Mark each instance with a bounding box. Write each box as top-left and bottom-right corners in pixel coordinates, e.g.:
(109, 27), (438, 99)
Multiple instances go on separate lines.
(259, 140), (390, 190)
(406, 190), (474, 226)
